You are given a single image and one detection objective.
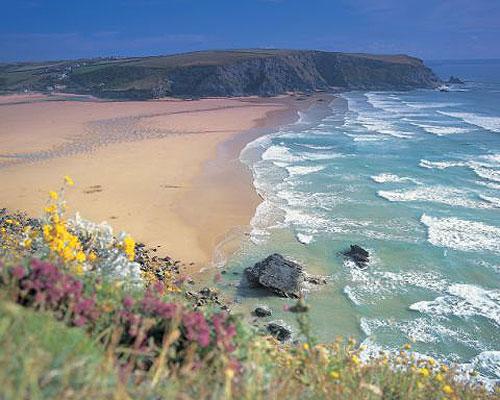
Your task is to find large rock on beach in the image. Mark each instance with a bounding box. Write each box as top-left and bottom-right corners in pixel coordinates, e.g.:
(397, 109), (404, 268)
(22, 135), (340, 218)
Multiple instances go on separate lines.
(244, 253), (326, 298)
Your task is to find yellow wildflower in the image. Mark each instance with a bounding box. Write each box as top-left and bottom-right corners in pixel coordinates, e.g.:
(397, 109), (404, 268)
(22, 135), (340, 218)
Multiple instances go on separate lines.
(435, 373), (444, 383)
(442, 385), (453, 395)
(303, 343), (309, 351)
(330, 371), (340, 380)
(64, 175), (75, 186)
(351, 355), (361, 366)
(88, 252), (97, 262)
(225, 368), (235, 380)
(49, 190), (58, 200)
(75, 251), (86, 263)
(418, 368), (430, 378)
(403, 343), (412, 350)
(122, 235), (135, 261)
(44, 205), (57, 214)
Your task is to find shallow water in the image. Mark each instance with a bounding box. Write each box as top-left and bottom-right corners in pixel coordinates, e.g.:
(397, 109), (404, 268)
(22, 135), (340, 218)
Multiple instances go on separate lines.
(220, 60), (500, 384)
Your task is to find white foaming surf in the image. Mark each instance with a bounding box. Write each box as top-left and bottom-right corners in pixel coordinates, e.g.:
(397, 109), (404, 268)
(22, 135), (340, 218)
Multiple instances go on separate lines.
(421, 214), (500, 254)
(371, 173), (421, 184)
(378, 186), (493, 209)
(437, 111), (500, 133)
(411, 122), (471, 136)
(410, 284), (500, 326)
(286, 165), (325, 176)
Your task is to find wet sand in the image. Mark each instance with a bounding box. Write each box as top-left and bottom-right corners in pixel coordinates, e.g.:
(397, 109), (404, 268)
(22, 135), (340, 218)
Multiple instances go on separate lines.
(0, 93), (314, 271)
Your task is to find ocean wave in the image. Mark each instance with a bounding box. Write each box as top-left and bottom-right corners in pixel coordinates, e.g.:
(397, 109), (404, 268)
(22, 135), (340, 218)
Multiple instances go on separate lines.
(409, 284), (500, 326)
(371, 173), (420, 184)
(344, 133), (386, 142)
(471, 164), (500, 183)
(286, 165), (326, 176)
(296, 232), (314, 245)
(411, 122), (471, 136)
(378, 186), (492, 209)
(479, 194), (500, 208)
(345, 268), (448, 305)
(437, 111), (500, 133)
(249, 199), (285, 244)
(262, 144), (345, 164)
(262, 145), (303, 163)
(361, 317), (481, 346)
(420, 214), (500, 254)
(419, 159), (466, 169)
(405, 101), (461, 109)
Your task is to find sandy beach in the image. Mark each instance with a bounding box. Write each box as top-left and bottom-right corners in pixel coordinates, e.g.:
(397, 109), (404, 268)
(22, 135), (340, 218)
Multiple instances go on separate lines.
(0, 93), (317, 271)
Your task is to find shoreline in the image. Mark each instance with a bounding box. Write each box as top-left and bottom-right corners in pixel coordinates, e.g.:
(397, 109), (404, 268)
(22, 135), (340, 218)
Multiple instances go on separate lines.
(177, 93), (336, 273)
(0, 92), (333, 274)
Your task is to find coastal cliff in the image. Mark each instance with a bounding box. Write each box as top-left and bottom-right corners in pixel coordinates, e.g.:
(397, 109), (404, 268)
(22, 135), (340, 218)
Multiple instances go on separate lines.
(0, 49), (441, 99)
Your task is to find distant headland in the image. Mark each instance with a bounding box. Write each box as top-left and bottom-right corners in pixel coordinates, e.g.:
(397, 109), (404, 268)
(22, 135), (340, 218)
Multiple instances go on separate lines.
(0, 49), (441, 100)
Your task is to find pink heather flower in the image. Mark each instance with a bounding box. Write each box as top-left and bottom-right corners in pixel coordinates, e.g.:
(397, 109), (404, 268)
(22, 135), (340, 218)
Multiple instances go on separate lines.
(123, 296), (134, 310)
(212, 312), (237, 353)
(11, 265), (26, 280)
(183, 311), (211, 348)
(283, 304), (290, 312)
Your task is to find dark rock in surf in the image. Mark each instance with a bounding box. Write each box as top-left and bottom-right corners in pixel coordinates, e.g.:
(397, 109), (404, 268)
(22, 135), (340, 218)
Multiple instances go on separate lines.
(266, 320), (293, 342)
(343, 245), (370, 269)
(447, 76), (464, 84)
(253, 305), (272, 317)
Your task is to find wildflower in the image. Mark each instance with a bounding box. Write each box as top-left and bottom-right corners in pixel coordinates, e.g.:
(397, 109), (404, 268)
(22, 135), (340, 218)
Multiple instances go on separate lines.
(351, 355), (361, 365)
(442, 385), (453, 395)
(427, 357), (436, 367)
(75, 251), (86, 263)
(330, 371), (340, 380)
(418, 368), (430, 378)
(403, 343), (412, 350)
(122, 235), (135, 261)
(88, 252), (97, 262)
(435, 373), (444, 382)
(49, 190), (58, 200)
(225, 368), (235, 380)
(64, 175), (75, 186)
(303, 343), (309, 351)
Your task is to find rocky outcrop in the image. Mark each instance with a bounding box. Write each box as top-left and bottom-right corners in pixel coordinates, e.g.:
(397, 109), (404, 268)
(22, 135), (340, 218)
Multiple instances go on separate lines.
(1, 50), (442, 99)
(266, 321), (293, 342)
(244, 253), (327, 298)
(447, 76), (464, 84)
(343, 245), (370, 269)
(253, 305), (272, 318)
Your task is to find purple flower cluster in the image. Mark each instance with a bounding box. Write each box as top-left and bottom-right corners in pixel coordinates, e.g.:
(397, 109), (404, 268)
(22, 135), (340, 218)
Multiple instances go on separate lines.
(183, 311), (211, 348)
(212, 312), (237, 352)
(2, 258), (240, 372)
(10, 259), (99, 327)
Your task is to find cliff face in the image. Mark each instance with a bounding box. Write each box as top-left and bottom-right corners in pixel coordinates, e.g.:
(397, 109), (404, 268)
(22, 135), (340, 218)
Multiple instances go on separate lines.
(0, 50), (441, 99)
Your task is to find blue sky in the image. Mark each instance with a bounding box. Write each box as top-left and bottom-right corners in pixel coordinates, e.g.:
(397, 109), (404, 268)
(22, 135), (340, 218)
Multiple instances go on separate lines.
(1, 0), (499, 62)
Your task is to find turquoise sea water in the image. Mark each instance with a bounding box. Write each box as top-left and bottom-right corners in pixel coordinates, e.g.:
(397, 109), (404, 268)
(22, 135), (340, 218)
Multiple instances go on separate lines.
(221, 60), (500, 384)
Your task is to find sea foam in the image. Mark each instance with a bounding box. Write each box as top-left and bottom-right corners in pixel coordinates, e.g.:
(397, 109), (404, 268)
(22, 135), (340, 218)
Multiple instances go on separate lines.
(410, 284), (500, 326)
(437, 111), (500, 133)
(421, 214), (500, 254)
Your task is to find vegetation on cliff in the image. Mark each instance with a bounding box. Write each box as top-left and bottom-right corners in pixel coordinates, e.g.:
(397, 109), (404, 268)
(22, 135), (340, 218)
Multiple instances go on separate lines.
(0, 49), (441, 99)
(0, 178), (496, 399)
